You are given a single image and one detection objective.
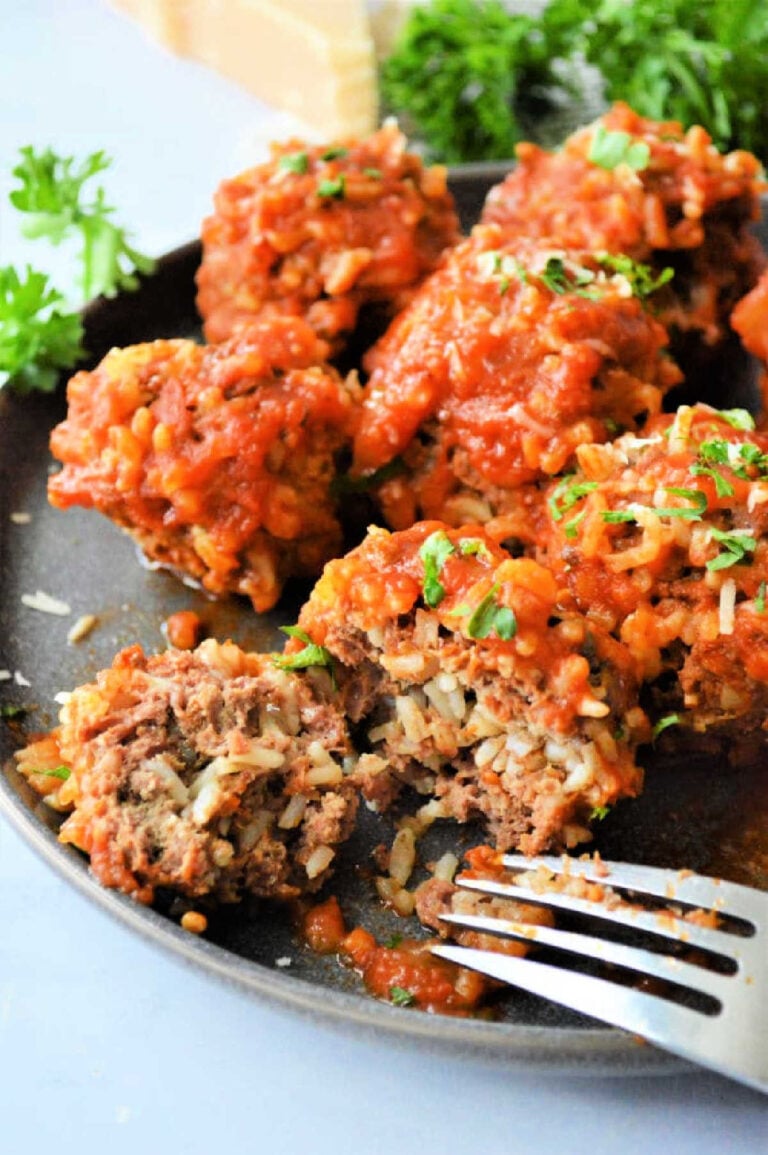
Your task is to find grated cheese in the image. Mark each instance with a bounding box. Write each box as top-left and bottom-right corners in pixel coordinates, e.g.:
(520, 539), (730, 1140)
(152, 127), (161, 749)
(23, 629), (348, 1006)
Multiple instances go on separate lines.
(718, 578), (736, 636)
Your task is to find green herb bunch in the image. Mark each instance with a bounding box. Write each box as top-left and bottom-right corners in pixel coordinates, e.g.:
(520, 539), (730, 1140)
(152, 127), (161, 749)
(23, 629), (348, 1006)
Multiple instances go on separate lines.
(380, 0), (570, 163)
(382, 0), (768, 163)
(1, 147), (154, 395)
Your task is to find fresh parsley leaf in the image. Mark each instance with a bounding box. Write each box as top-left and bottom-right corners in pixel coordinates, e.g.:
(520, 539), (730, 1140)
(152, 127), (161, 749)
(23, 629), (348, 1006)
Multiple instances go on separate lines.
(321, 147), (349, 161)
(548, 476), (598, 521)
(458, 537), (492, 560)
(564, 509), (587, 539)
(0, 266), (84, 394)
(11, 146), (155, 301)
(595, 253), (674, 299)
(363, 167), (382, 179)
(278, 151), (309, 174)
(714, 408), (756, 432)
(706, 528), (757, 571)
(389, 985), (416, 1007)
(651, 487), (708, 519)
(601, 510), (637, 524)
(330, 457), (407, 496)
(380, 0), (570, 164)
(589, 804), (611, 821)
(466, 584), (517, 640)
(273, 626), (336, 680)
(32, 765), (71, 780)
(419, 530), (456, 608)
(587, 125), (651, 171)
(538, 256), (598, 298)
(652, 713), (681, 740)
(756, 580), (767, 614)
(0, 703), (29, 719)
(384, 934), (403, 949)
(317, 175), (345, 199)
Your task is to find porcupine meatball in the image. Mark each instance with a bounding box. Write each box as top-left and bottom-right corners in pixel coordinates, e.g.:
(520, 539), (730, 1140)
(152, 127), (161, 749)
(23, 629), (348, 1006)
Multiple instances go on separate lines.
(537, 404), (768, 754)
(291, 521), (649, 855)
(196, 122), (461, 353)
(352, 228), (682, 542)
(482, 102), (765, 359)
(15, 640), (357, 905)
(48, 318), (358, 612)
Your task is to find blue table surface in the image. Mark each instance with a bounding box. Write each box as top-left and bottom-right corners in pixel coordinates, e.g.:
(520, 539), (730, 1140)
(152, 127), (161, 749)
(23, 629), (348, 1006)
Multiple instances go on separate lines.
(1, 4), (766, 1150)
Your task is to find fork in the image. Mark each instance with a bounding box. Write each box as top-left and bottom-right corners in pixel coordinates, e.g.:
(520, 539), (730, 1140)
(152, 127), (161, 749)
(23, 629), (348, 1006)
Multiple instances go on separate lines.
(431, 855), (768, 1093)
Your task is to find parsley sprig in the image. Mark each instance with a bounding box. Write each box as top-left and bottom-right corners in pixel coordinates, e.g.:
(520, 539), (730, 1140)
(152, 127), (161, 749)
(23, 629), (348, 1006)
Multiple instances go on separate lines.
(273, 626), (336, 682)
(706, 528), (757, 571)
(588, 126), (650, 171)
(2, 146), (154, 394)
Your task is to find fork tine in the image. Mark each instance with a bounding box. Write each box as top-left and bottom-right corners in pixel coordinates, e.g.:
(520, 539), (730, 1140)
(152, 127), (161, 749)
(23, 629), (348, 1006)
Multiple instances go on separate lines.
(432, 943), (721, 1059)
(454, 877), (747, 960)
(438, 913), (734, 1003)
(501, 855), (765, 927)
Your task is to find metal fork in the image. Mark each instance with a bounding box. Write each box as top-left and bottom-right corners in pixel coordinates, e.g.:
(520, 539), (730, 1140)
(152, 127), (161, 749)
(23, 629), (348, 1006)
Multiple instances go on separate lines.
(431, 855), (768, 1093)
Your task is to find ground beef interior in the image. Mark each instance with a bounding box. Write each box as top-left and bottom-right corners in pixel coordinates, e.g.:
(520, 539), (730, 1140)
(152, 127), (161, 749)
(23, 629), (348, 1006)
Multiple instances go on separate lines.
(292, 522), (648, 855)
(16, 640), (358, 905)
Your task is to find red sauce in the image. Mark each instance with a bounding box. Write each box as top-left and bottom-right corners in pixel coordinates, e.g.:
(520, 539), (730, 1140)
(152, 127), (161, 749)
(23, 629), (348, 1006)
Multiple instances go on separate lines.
(197, 122), (460, 351)
(164, 611), (202, 651)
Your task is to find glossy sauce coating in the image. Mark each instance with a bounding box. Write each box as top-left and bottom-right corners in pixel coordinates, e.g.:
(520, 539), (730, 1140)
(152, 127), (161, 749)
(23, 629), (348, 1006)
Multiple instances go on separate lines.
(197, 122), (460, 351)
(48, 318), (357, 611)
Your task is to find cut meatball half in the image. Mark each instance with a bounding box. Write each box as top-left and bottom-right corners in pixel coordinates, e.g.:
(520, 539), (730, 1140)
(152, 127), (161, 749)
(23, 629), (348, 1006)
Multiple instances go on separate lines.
(292, 522), (649, 855)
(16, 640), (357, 905)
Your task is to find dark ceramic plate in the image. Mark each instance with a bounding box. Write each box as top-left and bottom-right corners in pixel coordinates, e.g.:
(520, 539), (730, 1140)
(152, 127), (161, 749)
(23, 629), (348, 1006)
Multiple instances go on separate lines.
(2, 167), (767, 1074)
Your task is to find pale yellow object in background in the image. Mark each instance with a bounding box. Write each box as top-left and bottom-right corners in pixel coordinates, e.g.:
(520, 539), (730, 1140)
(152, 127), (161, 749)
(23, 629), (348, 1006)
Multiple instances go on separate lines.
(109, 0), (385, 138)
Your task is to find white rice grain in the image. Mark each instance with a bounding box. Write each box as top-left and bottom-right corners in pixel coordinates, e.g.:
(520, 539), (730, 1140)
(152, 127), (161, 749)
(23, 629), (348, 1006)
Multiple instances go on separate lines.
(21, 590), (71, 616)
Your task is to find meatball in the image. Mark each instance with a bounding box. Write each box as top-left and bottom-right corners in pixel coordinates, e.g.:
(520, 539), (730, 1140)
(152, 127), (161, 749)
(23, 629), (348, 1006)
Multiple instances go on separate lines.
(482, 103), (765, 356)
(48, 318), (358, 612)
(16, 640), (357, 905)
(353, 228), (681, 541)
(196, 122), (461, 353)
(537, 403), (768, 750)
(293, 522), (648, 855)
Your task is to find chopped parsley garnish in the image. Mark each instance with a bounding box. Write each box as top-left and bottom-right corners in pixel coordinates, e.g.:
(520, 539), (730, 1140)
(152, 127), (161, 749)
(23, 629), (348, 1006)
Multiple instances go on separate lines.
(278, 151), (309, 174)
(363, 167), (382, 179)
(273, 627), (336, 681)
(33, 765), (71, 780)
(465, 583), (517, 641)
(330, 456), (407, 496)
(317, 175), (346, 199)
(652, 487), (708, 520)
(548, 476), (598, 522)
(0, 703), (29, 719)
(419, 530), (456, 608)
(706, 528), (757, 571)
(601, 510), (637, 524)
(589, 805), (611, 822)
(564, 509), (587, 539)
(595, 253), (674, 300)
(713, 408), (756, 432)
(458, 537), (492, 560)
(652, 713), (681, 740)
(587, 126), (650, 172)
(538, 256), (598, 298)
(384, 933), (403, 949)
(602, 488), (706, 525)
(389, 985), (416, 1007)
(321, 147), (349, 161)
(757, 581), (767, 614)
(690, 462), (735, 498)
